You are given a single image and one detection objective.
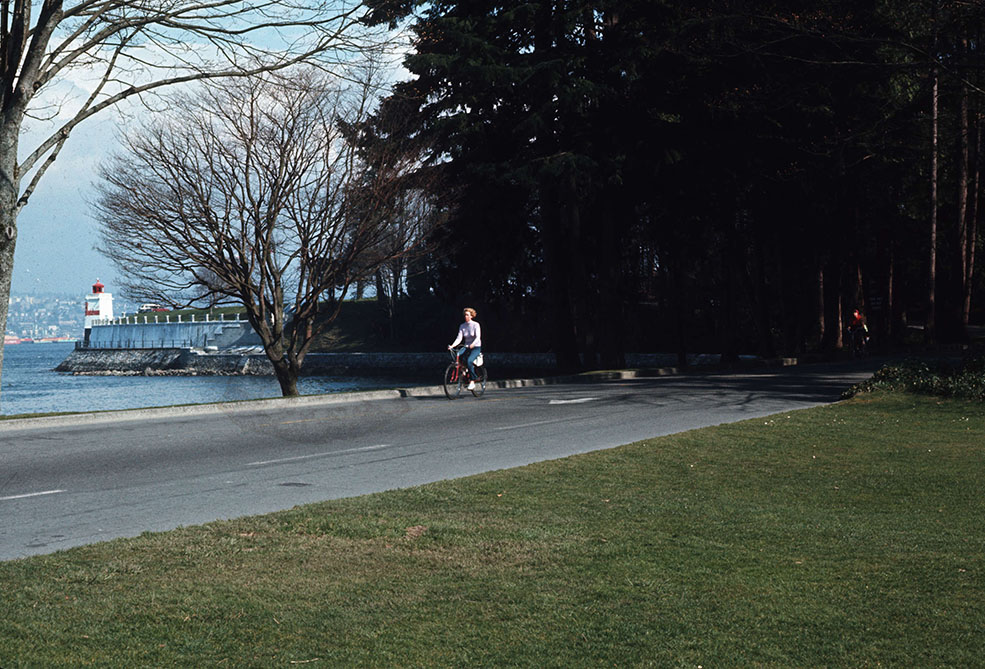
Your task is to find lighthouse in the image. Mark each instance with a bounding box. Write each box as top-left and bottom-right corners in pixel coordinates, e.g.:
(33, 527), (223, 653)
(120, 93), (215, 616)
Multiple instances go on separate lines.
(83, 279), (114, 347)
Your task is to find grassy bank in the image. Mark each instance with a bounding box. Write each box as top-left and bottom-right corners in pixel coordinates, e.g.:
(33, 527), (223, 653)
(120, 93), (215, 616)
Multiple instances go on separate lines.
(2, 392), (984, 667)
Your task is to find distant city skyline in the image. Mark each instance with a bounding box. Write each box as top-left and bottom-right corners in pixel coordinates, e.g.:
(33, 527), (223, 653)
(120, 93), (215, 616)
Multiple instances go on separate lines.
(6, 290), (143, 339)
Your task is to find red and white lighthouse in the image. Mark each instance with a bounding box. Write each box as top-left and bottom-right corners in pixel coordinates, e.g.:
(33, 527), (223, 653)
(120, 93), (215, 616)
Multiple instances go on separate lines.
(83, 280), (114, 345)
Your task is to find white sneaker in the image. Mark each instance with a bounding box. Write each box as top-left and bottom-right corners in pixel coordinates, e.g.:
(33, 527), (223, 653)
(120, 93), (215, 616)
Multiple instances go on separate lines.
(467, 381), (476, 390)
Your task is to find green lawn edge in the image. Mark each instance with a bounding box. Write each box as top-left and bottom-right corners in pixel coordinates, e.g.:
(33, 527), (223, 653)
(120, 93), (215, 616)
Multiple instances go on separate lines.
(2, 392), (984, 667)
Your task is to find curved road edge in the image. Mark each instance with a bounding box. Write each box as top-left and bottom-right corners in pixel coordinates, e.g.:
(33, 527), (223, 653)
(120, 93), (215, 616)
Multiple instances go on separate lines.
(0, 356), (860, 432)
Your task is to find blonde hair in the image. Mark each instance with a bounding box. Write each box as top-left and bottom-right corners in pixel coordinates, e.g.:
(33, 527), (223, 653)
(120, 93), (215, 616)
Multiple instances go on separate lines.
(463, 307), (477, 319)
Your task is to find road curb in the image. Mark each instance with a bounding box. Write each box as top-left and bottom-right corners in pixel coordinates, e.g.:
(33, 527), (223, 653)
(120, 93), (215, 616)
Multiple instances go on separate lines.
(0, 360), (802, 430)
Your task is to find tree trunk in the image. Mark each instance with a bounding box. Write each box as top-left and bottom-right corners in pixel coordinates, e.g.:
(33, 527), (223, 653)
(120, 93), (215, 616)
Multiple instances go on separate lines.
(532, 0), (580, 372)
(719, 239), (740, 365)
(246, 309), (302, 398)
(886, 245), (895, 343)
(389, 260), (401, 339)
(539, 180), (581, 372)
(945, 74), (972, 343)
(0, 122), (21, 406)
(375, 268), (394, 339)
(816, 263), (825, 346)
(669, 257), (688, 369)
(821, 256), (844, 351)
(561, 174), (596, 369)
(958, 78), (970, 293)
(751, 238), (775, 359)
(965, 110), (981, 325)
(272, 358), (300, 396)
(927, 25), (939, 342)
(595, 190), (627, 369)
(853, 260), (864, 313)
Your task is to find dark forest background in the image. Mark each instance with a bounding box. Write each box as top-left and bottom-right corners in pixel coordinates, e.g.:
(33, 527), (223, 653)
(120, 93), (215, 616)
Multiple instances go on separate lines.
(350, 0), (985, 370)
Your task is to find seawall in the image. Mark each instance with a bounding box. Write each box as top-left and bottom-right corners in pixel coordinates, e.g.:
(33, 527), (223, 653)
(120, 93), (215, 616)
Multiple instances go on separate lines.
(55, 349), (709, 376)
(86, 316), (260, 349)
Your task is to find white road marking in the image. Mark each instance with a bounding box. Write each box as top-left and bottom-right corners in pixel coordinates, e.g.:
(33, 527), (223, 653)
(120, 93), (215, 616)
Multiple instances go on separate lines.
(548, 397), (599, 405)
(494, 418), (573, 431)
(0, 489), (65, 501)
(258, 417), (328, 427)
(247, 444), (390, 467)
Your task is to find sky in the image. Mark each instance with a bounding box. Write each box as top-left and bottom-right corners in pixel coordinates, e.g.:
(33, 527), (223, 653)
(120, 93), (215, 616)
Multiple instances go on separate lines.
(12, 115), (121, 298)
(10, 10), (411, 301)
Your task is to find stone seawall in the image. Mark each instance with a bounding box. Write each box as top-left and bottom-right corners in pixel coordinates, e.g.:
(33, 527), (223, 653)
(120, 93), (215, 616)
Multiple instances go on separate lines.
(86, 319), (260, 349)
(56, 348), (726, 376)
(55, 348), (740, 378)
(57, 349), (564, 376)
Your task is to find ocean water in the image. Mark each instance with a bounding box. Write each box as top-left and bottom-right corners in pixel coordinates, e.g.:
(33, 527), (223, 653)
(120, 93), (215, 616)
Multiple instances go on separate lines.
(0, 342), (421, 417)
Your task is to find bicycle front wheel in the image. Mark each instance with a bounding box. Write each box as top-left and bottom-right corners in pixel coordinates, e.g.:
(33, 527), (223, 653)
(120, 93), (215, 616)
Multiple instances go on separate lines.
(444, 363), (464, 399)
(470, 366), (488, 397)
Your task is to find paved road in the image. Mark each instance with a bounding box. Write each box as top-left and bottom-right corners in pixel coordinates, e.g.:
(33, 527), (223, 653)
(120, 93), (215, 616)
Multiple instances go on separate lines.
(0, 360), (883, 560)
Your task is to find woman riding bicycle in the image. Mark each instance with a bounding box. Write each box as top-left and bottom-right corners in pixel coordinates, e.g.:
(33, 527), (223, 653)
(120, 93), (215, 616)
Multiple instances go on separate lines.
(448, 307), (482, 390)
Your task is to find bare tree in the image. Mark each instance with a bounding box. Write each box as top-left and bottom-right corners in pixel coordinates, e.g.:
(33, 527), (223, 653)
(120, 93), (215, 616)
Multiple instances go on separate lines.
(373, 189), (442, 336)
(93, 68), (435, 396)
(0, 0), (385, 400)
(343, 78), (451, 338)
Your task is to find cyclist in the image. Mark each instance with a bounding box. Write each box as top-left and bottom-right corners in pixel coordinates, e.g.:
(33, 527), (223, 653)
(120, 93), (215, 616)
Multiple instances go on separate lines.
(448, 307), (482, 390)
(848, 308), (869, 354)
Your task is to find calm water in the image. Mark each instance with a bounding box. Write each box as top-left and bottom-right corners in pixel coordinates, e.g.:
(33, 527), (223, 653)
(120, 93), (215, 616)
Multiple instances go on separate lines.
(0, 342), (419, 416)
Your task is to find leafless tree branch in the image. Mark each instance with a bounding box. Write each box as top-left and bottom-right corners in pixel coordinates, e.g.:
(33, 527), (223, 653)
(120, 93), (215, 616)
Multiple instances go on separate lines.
(93, 67), (439, 396)
(0, 0), (397, 396)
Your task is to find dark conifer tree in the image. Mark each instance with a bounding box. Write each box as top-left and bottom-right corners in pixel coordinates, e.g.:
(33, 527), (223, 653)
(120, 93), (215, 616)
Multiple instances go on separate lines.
(364, 0), (985, 359)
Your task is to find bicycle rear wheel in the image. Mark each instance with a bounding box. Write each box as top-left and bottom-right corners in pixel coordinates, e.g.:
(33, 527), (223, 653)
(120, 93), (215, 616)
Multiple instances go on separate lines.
(443, 363), (464, 399)
(470, 366), (488, 397)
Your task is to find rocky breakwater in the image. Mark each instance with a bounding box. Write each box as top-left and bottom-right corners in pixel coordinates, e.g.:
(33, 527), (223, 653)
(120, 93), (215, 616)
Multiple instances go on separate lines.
(56, 348), (190, 375)
(56, 348), (274, 376)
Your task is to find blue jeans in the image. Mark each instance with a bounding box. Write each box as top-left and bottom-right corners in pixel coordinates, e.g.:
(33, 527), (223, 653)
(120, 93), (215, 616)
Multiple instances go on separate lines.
(459, 346), (481, 379)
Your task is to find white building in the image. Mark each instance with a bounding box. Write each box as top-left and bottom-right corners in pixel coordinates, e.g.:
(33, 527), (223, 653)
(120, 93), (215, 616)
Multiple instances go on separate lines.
(84, 279), (113, 346)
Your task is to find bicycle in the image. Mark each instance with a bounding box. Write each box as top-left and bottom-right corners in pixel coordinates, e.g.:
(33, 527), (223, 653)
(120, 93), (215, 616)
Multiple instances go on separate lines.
(847, 326), (868, 358)
(444, 346), (488, 399)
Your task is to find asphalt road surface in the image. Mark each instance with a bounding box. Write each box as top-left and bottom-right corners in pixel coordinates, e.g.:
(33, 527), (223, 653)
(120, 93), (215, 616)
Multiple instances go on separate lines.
(0, 360), (884, 561)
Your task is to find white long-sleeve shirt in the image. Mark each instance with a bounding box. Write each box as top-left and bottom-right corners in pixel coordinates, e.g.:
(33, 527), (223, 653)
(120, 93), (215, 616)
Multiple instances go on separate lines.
(450, 320), (481, 348)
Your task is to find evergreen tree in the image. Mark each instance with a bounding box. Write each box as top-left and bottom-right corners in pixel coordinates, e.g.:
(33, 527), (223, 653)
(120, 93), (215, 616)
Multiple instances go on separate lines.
(365, 0), (985, 360)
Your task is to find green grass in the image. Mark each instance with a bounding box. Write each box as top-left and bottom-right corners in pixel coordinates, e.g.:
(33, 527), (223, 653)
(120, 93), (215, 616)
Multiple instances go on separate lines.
(2, 392), (984, 667)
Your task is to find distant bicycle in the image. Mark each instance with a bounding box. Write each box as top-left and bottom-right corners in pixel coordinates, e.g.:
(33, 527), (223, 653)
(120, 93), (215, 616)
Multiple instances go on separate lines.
(847, 326), (868, 358)
(444, 346), (488, 399)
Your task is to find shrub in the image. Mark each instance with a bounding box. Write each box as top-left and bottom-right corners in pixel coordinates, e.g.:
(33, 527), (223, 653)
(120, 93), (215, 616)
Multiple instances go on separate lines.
(842, 354), (985, 401)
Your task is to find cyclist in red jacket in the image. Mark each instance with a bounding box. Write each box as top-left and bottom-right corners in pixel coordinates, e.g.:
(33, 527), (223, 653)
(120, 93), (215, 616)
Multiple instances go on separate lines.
(848, 308), (869, 355)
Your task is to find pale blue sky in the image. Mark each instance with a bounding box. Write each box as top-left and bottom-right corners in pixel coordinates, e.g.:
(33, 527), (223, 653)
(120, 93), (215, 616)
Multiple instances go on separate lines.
(12, 115), (120, 297)
(11, 26), (410, 300)
(9, 0), (409, 301)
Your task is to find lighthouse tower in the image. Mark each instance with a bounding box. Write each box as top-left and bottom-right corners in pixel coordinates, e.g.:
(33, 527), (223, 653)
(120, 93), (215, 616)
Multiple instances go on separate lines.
(83, 279), (114, 347)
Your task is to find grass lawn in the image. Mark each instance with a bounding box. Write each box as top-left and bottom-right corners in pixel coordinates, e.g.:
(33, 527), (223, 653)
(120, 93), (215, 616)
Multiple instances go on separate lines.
(1, 392), (983, 667)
